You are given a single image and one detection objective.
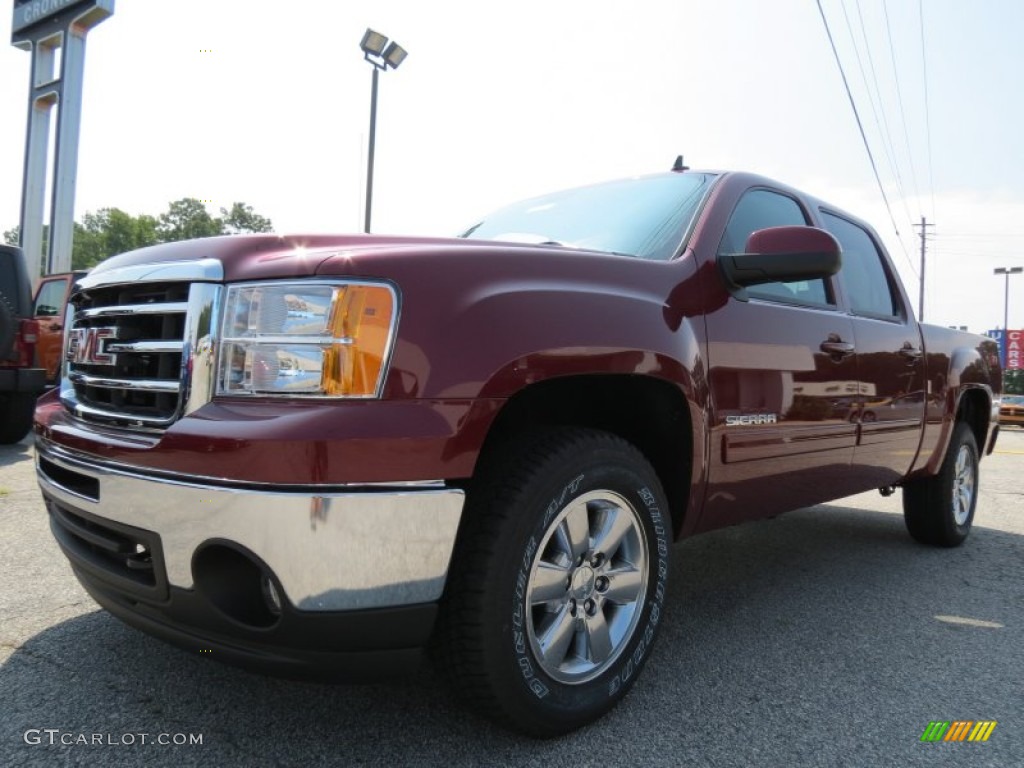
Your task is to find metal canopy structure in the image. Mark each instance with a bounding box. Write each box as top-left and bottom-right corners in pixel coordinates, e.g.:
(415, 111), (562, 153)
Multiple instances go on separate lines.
(11, 0), (114, 281)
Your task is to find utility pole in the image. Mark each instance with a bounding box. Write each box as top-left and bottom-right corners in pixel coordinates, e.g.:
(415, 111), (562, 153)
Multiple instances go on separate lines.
(915, 217), (933, 321)
(994, 267), (1023, 368)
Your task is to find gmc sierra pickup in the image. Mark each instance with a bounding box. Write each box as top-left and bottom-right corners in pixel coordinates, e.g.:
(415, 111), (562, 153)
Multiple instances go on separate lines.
(34, 168), (1001, 736)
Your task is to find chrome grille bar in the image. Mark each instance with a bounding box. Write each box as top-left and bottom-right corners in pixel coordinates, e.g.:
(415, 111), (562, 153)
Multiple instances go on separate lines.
(65, 399), (176, 426)
(77, 302), (188, 320)
(105, 341), (184, 354)
(69, 373), (181, 393)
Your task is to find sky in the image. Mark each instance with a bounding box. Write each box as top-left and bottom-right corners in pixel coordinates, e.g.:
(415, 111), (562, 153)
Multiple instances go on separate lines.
(1, 0), (1022, 334)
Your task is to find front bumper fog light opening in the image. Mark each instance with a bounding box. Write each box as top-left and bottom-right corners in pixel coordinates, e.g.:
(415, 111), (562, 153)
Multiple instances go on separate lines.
(261, 573), (283, 617)
(192, 543), (283, 629)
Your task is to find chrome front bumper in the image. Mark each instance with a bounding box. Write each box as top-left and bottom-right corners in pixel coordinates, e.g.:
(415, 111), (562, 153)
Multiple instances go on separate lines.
(36, 442), (465, 612)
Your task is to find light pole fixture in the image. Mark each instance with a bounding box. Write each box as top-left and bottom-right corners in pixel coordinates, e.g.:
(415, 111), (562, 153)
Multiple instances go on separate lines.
(994, 266), (1023, 367)
(360, 28), (407, 234)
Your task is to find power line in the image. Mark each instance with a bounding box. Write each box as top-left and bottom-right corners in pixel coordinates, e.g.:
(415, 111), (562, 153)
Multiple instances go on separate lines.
(936, 251), (1016, 258)
(815, 0), (918, 279)
(938, 233), (1022, 239)
(919, 0), (937, 222)
(849, 0), (912, 229)
(882, 0), (923, 207)
(841, 3), (899, 179)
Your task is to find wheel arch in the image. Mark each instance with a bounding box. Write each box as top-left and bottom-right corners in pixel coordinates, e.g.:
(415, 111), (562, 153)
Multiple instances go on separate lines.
(917, 385), (993, 478)
(956, 386), (991, 456)
(470, 373), (696, 540)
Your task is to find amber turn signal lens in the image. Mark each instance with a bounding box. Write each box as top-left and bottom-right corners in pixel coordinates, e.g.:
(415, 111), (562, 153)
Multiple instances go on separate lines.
(322, 285), (395, 396)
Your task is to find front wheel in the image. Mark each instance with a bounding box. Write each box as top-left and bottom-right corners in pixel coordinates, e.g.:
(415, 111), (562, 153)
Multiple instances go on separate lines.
(902, 422), (979, 547)
(439, 429), (671, 737)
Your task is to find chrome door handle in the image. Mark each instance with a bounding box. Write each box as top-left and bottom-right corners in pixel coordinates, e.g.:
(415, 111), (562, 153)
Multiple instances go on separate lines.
(820, 340), (855, 358)
(899, 343), (923, 362)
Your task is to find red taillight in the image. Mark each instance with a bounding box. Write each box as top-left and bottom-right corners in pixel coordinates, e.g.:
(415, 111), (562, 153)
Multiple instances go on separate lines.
(21, 319), (39, 343)
(16, 319), (39, 367)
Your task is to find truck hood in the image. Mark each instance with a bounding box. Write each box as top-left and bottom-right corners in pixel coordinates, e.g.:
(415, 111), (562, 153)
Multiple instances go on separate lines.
(86, 233), (614, 283)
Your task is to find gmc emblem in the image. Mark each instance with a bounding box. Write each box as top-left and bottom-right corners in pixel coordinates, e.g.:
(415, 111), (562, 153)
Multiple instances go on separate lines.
(67, 326), (119, 366)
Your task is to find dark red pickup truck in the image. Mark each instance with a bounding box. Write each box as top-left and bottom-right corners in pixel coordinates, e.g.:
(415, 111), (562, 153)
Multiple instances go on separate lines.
(34, 169), (1001, 736)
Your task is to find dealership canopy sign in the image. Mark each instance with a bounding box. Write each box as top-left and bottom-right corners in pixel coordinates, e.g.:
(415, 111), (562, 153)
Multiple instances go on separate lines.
(986, 329), (1023, 371)
(10, 0), (113, 280)
(11, 0), (94, 33)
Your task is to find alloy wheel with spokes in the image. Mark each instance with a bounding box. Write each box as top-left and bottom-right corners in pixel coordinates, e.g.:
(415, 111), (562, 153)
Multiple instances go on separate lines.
(526, 490), (648, 684)
(951, 444), (975, 526)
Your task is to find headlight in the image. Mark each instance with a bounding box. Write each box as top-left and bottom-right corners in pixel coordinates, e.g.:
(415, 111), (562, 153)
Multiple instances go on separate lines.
(217, 281), (397, 397)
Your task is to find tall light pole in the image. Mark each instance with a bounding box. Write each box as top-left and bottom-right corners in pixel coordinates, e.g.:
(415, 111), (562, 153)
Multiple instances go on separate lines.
(994, 266), (1023, 367)
(360, 29), (407, 234)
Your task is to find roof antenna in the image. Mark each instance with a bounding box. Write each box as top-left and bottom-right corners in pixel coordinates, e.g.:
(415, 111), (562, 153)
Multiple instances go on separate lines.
(671, 155), (689, 172)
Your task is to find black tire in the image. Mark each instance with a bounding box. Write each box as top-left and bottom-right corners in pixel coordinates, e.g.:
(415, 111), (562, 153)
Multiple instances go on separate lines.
(438, 428), (671, 737)
(902, 422), (979, 547)
(0, 392), (35, 444)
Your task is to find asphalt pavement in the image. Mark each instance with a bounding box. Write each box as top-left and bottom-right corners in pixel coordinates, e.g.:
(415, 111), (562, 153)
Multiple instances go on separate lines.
(1, 428), (1022, 767)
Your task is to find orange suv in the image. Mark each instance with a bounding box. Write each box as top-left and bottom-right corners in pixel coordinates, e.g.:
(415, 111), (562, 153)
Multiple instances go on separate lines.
(32, 271), (87, 383)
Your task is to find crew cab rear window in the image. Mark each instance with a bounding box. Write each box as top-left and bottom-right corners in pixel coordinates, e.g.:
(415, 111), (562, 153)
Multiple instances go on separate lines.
(718, 189), (831, 306)
(820, 212), (900, 319)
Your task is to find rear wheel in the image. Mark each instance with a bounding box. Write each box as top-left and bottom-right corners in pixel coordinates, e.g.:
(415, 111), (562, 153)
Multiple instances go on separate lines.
(0, 392), (35, 444)
(902, 422), (978, 547)
(439, 428), (671, 737)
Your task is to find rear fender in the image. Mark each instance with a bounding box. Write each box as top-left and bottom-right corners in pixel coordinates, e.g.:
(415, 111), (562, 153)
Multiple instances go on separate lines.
(919, 344), (997, 476)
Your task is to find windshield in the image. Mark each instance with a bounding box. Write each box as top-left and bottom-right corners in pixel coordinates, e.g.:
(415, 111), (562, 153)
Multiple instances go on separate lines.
(1004, 395), (1024, 405)
(459, 172), (717, 260)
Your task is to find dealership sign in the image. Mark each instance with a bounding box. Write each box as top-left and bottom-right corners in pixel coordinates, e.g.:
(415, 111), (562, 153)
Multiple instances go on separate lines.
(10, 0), (103, 35)
(986, 329), (1023, 370)
(10, 0), (113, 279)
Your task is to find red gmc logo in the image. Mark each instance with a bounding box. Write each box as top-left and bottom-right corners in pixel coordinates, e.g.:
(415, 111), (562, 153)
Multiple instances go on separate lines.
(66, 327), (119, 366)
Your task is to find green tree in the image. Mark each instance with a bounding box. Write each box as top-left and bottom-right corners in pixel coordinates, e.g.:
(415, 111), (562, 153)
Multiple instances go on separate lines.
(72, 208), (161, 269)
(72, 221), (104, 268)
(1004, 370), (1024, 395)
(6, 199), (274, 270)
(221, 202), (273, 234)
(156, 198), (223, 242)
(3, 225), (50, 277)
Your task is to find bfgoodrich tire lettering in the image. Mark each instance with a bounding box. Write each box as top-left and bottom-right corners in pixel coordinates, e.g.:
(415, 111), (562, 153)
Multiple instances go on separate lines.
(439, 428), (670, 737)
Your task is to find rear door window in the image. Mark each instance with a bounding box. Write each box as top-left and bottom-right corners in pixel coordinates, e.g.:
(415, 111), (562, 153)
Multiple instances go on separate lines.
(820, 212), (901, 319)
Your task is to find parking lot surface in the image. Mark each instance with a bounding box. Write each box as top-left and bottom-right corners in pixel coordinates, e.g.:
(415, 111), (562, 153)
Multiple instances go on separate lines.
(2, 429), (1022, 767)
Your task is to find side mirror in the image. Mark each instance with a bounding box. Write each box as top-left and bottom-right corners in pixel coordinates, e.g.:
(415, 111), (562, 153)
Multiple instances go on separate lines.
(719, 225), (842, 296)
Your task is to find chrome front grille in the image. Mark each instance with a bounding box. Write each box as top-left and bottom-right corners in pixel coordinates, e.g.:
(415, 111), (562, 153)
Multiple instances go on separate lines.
(65, 283), (188, 424)
(60, 259), (223, 429)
